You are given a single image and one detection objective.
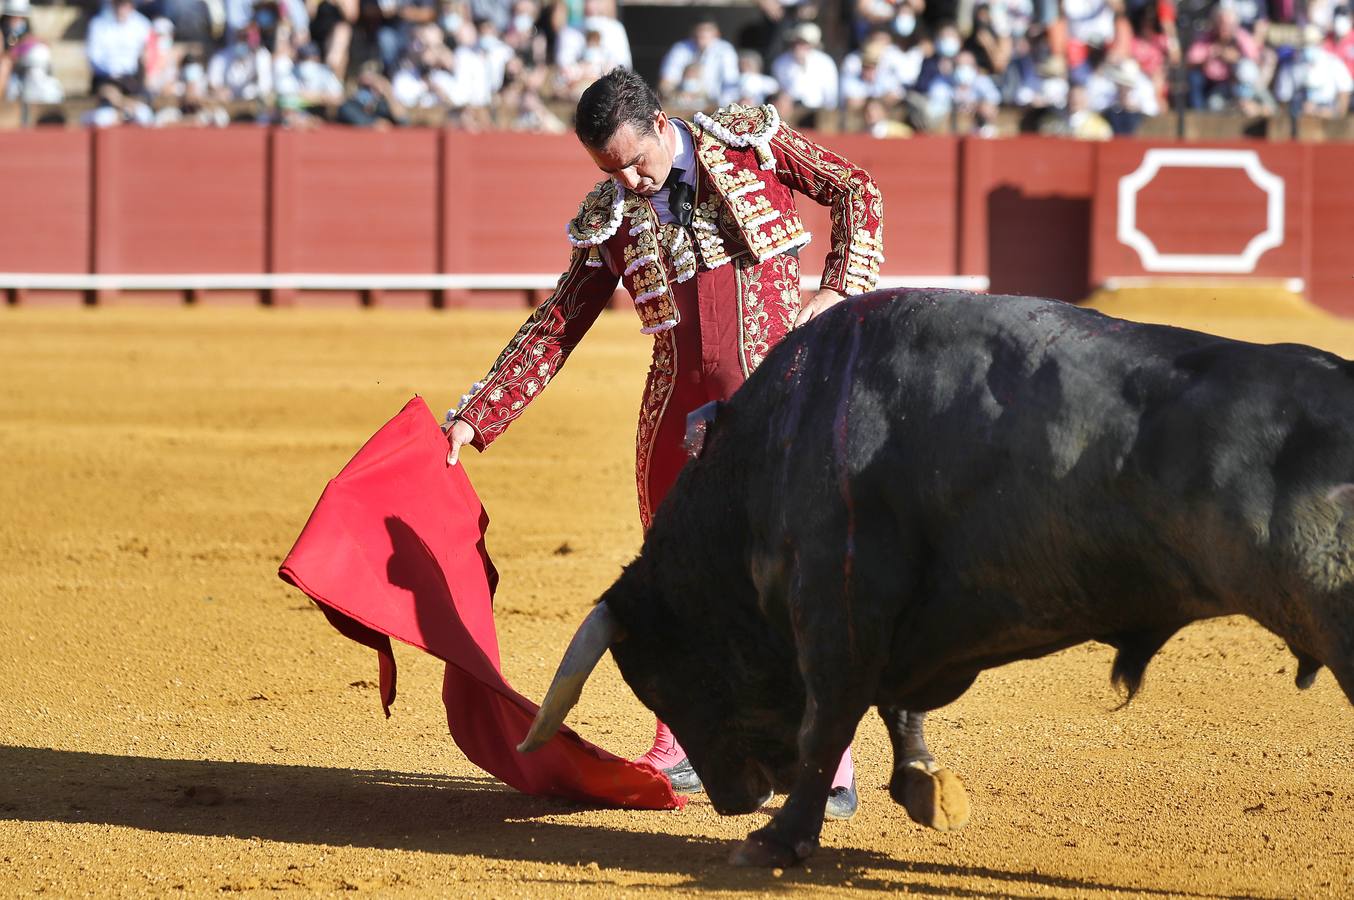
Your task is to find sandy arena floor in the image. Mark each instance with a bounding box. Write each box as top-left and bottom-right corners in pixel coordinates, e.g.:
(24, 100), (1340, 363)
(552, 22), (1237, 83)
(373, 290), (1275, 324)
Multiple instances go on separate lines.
(2, 296), (1352, 898)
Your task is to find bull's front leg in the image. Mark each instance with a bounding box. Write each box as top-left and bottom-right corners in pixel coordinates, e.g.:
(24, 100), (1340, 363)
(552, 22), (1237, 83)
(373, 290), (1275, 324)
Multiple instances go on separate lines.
(879, 706), (970, 831)
(730, 693), (867, 868)
(731, 525), (892, 867)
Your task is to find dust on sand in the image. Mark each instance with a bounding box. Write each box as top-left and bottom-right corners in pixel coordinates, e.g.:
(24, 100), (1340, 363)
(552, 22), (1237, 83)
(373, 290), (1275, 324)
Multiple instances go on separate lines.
(1, 300), (1352, 897)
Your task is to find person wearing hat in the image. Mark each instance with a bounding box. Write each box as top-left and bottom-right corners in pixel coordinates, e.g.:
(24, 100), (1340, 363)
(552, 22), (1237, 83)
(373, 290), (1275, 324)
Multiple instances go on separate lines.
(444, 68), (883, 819)
(1, 0), (31, 100)
(771, 22), (840, 120)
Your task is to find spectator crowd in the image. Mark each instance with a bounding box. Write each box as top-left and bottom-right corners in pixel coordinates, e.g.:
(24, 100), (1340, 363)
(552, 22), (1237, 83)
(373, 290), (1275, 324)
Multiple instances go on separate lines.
(0, 0), (1350, 135)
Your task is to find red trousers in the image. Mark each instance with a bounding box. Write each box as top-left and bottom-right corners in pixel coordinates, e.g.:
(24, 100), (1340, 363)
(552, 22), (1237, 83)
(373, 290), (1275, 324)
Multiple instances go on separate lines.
(636, 263), (750, 526)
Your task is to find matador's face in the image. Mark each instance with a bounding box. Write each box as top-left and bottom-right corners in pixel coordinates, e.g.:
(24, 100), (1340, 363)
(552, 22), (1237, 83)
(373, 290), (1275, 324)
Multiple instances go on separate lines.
(585, 111), (677, 198)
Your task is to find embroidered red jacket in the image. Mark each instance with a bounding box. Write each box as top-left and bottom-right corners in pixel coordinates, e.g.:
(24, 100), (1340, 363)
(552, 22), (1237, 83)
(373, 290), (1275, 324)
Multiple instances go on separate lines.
(453, 103), (884, 449)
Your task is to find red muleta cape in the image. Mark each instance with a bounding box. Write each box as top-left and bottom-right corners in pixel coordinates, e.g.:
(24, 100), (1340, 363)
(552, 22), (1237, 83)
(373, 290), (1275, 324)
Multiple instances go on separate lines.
(278, 396), (682, 810)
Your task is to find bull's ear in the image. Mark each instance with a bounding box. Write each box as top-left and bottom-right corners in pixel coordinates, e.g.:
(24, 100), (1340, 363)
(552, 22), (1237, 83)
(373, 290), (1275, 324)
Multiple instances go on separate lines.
(517, 601), (619, 753)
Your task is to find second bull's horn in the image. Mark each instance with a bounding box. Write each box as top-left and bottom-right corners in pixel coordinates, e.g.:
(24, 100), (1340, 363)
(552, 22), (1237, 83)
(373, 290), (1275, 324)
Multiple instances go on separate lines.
(517, 601), (619, 753)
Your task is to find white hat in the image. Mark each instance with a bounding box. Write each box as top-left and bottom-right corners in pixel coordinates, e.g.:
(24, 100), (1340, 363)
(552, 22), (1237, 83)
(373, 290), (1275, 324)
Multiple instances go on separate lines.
(791, 23), (821, 46)
(3, 0), (32, 17)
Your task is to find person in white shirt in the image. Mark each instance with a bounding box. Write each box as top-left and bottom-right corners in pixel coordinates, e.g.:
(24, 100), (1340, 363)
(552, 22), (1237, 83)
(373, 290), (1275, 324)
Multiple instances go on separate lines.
(842, 28), (909, 107)
(771, 22), (839, 110)
(1275, 24), (1353, 116)
(658, 19), (739, 106)
(556, 0), (631, 71)
(730, 49), (778, 105)
(86, 0), (152, 93)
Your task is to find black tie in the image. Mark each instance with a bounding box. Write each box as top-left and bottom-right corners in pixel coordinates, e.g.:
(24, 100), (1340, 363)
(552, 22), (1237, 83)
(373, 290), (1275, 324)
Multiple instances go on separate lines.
(665, 167), (693, 227)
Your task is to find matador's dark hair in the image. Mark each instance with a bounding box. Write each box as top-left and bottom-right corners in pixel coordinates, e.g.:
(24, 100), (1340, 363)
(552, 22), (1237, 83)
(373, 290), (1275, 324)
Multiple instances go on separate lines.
(574, 69), (660, 151)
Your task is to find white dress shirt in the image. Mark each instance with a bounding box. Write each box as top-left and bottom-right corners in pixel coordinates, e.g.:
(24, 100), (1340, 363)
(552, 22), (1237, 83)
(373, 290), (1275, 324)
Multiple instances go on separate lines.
(772, 48), (840, 109)
(648, 118), (697, 226)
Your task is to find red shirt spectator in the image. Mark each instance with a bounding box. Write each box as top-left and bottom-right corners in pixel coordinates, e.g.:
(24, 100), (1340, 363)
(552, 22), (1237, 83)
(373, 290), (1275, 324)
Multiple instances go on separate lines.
(1330, 10), (1354, 78)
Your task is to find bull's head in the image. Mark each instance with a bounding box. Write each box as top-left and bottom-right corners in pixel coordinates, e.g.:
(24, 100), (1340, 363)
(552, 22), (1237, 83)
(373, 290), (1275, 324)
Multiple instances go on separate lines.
(518, 573), (804, 813)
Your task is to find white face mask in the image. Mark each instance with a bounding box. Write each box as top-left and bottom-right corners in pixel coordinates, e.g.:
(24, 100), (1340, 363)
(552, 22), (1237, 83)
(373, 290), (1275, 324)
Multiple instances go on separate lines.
(441, 12), (461, 33)
(512, 13), (534, 33)
(1303, 45), (1319, 63)
(894, 11), (916, 37)
(938, 35), (961, 57)
(955, 64), (976, 86)
(1335, 15), (1352, 38)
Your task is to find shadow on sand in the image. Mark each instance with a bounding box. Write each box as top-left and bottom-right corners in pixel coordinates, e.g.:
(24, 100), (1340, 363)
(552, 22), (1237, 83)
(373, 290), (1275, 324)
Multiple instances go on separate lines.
(0, 744), (1263, 898)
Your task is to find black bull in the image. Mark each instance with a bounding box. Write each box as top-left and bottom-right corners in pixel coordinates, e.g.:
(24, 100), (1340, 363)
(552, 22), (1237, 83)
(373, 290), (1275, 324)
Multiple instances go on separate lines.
(519, 288), (1354, 866)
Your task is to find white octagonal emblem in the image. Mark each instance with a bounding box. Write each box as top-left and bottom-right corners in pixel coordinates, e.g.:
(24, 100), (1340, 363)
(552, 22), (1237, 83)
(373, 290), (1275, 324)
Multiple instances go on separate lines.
(1117, 148), (1285, 274)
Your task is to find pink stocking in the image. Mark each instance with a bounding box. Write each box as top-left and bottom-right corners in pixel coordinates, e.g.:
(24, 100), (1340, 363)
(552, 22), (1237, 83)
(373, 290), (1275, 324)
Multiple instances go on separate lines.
(831, 746), (854, 789)
(636, 718), (687, 770)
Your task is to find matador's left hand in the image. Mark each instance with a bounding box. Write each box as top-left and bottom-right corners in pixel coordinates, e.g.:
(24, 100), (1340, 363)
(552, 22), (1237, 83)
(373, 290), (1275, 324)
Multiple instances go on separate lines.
(794, 289), (845, 329)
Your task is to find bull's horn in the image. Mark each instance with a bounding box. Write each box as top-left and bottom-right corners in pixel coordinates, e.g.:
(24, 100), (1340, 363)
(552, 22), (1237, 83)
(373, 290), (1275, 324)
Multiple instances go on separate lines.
(517, 602), (619, 753)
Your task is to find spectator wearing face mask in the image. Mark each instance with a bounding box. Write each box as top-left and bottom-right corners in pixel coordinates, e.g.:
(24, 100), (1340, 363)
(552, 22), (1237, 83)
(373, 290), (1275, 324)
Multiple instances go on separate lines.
(854, 0), (922, 43)
(771, 22), (840, 113)
(928, 48), (1000, 131)
(207, 20), (276, 102)
(658, 19), (739, 106)
(1, 0), (33, 101)
(915, 20), (963, 92)
(472, 18), (514, 90)
(1274, 23), (1353, 117)
(1329, 6), (1354, 78)
(501, 0), (547, 66)
(3, 7), (64, 105)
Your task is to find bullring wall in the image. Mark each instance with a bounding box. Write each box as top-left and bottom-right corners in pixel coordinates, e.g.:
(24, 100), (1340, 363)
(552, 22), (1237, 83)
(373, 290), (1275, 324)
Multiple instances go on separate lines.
(1, 128), (1350, 314)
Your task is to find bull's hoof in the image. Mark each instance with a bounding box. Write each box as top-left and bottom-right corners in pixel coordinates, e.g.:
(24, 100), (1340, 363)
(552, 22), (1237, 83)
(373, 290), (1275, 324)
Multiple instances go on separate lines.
(891, 764), (970, 831)
(729, 827), (815, 868)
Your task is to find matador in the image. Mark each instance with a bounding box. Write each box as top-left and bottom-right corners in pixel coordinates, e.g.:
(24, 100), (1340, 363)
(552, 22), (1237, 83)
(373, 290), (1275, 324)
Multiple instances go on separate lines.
(444, 69), (883, 819)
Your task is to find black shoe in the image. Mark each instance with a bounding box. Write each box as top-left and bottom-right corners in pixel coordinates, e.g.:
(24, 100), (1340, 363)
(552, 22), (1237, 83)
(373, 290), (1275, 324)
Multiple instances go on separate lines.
(661, 757), (704, 794)
(824, 778), (858, 820)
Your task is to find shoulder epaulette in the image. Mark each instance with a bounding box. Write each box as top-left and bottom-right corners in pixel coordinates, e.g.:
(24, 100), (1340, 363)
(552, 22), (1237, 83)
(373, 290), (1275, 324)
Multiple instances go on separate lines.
(693, 104), (780, 171)
(566, 178), (624, 254)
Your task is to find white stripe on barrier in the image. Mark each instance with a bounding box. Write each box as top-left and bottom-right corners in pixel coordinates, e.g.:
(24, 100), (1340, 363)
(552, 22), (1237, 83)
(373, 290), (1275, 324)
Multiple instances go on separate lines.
(0, 273), (990, 293)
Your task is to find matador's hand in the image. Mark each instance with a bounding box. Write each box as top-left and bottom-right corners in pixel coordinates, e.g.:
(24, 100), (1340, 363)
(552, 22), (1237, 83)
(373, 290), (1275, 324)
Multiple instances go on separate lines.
(794, 289), (846, 329)
(444, 419), (477, 466)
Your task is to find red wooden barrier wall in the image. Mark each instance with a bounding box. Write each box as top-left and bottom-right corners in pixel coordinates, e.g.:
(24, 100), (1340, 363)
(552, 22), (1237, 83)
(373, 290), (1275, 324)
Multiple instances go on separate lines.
(0, 130), (90, 306)
(2, 128), (1352, 315)
(959, 137), (1097, 302)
